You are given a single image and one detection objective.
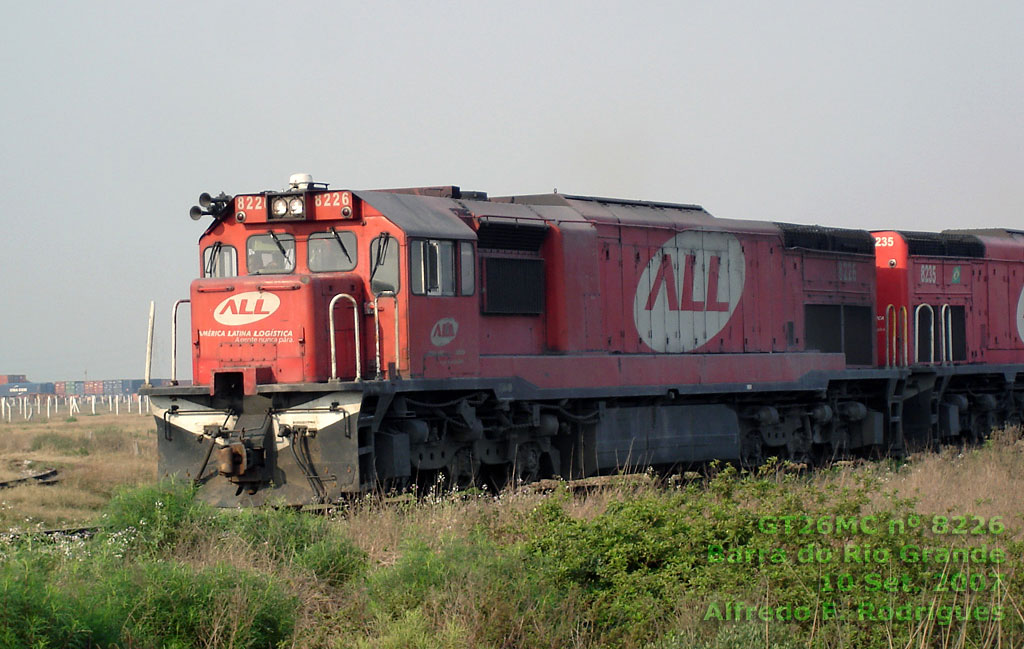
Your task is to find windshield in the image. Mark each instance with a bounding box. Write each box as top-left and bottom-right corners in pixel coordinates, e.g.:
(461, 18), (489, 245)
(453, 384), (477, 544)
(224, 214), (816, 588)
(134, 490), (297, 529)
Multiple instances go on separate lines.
(246, 233), (295, 275)
(309, 229), (357, 272)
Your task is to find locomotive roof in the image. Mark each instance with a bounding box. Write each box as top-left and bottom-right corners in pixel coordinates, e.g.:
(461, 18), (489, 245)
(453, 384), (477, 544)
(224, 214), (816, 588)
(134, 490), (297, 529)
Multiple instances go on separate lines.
(942, 228), (1024, 260)
(360, 187), (872, 256)
(494, 192), (782, 235)
(886, 229), (1024, 261)
(775, 222), (875, 255)
(355, 191), (476, 239)
(895, 230), (987, 258)
(498, 193), (877, 255)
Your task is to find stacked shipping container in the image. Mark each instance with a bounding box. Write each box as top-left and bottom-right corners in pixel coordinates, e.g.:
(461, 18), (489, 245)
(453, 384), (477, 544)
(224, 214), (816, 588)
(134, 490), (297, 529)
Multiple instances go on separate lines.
(3, 377), (174, 398)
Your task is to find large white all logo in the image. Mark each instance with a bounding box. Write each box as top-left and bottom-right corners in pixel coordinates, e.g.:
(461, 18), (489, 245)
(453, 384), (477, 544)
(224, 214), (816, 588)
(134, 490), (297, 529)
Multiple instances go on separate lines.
(1016, 287), (1024, 344)
(214, 291), (281, 326)
(633, 231), (745, 352)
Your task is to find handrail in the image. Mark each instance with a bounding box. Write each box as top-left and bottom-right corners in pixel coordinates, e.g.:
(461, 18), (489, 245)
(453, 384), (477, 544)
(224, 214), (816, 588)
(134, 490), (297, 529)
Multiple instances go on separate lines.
(900, 305), (909, 368)
(328, 293), (361, 382)
(885, 305), (895, 368)
(373, 291), (400, 380)
(884, 304), (909, 368)
(940, 303), (953, 364)
(144, 301), (155, 387)
(914, 303), (935, 364)
(171, 299), (190, 384)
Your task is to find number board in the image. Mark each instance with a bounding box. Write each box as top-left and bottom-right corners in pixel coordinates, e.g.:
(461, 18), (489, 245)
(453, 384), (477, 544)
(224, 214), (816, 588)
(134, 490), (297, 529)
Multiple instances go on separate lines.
(311, 191), (355, 220)
(234, 195), (266, 222)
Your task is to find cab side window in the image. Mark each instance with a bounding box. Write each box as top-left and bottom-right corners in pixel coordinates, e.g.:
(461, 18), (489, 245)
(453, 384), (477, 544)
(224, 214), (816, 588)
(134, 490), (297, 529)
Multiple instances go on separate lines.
(202, 243), (237, 278)
(370, 233), (399, 295)
(411, 239), (456, 296)
(459, 241), (474, 296)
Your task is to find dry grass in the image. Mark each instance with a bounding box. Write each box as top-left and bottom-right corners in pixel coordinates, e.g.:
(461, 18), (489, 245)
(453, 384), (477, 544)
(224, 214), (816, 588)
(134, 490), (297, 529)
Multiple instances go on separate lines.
(878, 427), (1024, 539)
(0, 412), (156, 529)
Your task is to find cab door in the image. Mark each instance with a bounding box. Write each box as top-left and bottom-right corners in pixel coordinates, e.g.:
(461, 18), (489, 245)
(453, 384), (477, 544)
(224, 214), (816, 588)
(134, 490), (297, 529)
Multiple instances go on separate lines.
(408, 239), (480, 378)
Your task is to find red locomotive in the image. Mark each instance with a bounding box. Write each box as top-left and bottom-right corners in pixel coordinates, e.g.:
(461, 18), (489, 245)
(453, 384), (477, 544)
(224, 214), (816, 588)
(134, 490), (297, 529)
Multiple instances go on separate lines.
(143, 174), (1024, 505)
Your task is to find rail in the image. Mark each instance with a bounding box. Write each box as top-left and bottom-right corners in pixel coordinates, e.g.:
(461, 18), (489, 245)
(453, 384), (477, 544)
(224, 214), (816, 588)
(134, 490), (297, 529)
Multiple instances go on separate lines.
(914, 303), (935, 364)
(328, 293), (361, 382)
(373, 291), (400, 380)
(939, 303), (953, 364)
(170, 299), (190, 384)
(884, 304), (909, 368)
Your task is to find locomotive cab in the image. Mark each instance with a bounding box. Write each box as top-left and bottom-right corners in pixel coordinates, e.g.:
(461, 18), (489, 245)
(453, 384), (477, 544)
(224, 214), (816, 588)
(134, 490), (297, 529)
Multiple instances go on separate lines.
(192, 177), (387, 386)
(149, 176), (489, 505)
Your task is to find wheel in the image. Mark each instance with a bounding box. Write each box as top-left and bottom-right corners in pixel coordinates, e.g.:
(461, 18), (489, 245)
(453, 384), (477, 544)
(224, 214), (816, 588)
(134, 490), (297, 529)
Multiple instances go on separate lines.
(739, 431), (764, 469)
(443, 447), (480, 492)
(514, 442), (542, 484)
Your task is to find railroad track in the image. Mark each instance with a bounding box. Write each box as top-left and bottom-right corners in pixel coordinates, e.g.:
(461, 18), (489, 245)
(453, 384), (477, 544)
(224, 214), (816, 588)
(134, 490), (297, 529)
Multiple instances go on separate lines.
(0, 468), (60, 490)
(0, 469), (95, 541)
(1, 525), (99, 541)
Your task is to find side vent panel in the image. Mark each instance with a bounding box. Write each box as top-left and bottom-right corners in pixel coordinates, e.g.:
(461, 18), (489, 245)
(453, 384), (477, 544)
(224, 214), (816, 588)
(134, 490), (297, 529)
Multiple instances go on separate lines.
(482, 258), (545, 314)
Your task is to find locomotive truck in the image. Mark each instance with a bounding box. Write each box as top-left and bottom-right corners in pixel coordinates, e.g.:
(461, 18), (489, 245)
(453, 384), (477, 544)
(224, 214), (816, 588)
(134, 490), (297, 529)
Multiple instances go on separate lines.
(143, 174), (1024, 506)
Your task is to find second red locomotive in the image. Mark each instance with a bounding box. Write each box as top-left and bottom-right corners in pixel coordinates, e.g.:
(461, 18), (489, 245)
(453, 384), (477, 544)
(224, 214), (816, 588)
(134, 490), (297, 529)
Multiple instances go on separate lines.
(144, 175), (1024, 505)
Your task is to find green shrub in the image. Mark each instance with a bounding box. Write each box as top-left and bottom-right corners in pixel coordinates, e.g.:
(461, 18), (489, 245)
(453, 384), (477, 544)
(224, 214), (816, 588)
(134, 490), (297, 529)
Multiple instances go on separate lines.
(525, 495), (696, 644)
(98, 480), (214, 555)
(365, 538), (457, 617)
(95, 560), (296, 649)
(351, 609), (471, 649)
(654, 624), (802, 649)
(0, 549), (295, 649)
(363, 535), (575, 649)
(227, 507), (366, 586)
(519, 467), (945, 648)
(0, 554), (95, 649)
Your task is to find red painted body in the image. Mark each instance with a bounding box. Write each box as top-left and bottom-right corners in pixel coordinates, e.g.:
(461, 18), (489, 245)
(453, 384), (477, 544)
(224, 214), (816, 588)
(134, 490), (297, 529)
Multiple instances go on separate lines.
(186, 183), (1024, 399)
(188, 189), (887, 393)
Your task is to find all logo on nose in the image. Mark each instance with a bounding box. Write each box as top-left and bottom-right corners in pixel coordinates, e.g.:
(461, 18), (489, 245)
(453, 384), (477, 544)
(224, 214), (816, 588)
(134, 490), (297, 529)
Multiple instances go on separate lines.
(633, 231), (745, 352)
(214, 291), (281, 326)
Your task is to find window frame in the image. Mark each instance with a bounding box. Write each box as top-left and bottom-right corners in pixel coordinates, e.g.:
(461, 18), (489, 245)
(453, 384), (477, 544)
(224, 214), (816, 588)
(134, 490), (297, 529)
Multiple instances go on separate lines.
(308, 229), (358, 273)
(410, 238), (458, 297)
(245, 232), (296, 275)
(202, 243), (238, 278)
(459, 240), (475, 296)
(369, 233), (401, 295)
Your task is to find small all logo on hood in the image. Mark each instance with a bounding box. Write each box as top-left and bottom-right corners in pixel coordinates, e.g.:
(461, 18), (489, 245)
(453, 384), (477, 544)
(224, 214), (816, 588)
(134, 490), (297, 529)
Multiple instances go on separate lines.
(431, 317), (458, 347)
(214, 291), (281, 326)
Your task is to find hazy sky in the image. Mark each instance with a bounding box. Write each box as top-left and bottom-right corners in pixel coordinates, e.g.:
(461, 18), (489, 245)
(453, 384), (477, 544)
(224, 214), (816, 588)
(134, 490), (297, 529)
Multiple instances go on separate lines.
(2, 1), (1022, 382)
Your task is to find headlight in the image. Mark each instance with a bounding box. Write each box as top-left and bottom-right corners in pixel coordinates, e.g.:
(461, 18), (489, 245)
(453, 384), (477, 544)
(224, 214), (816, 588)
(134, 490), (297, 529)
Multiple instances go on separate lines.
(288, 197), (305, 216)
(271, 197), (289, 217)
